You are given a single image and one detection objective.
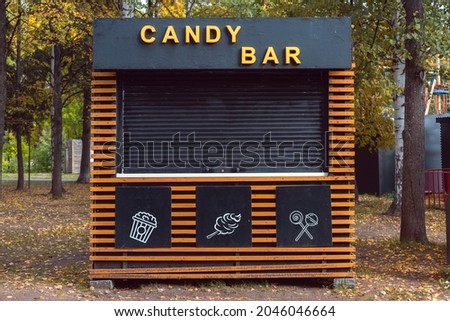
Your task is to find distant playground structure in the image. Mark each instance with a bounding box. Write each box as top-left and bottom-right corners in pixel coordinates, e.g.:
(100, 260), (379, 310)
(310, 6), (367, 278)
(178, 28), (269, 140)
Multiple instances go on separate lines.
(426, 56), (449, 115)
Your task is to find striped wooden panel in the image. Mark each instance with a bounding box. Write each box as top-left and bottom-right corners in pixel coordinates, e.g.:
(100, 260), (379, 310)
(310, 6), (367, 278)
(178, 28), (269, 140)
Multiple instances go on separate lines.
(90, 69), (355, 280)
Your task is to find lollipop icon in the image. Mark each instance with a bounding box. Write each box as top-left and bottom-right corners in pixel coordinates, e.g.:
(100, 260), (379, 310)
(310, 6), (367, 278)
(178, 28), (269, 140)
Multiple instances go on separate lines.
(207, 213), (242, 239)
(289, 210), (319, 241)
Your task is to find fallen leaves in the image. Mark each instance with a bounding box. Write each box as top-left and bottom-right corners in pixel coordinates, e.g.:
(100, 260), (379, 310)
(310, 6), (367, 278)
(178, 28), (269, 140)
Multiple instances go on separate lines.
(352, 194), (450, 300)
(0, 184), (449, 300)
(0, 182), (90, 298)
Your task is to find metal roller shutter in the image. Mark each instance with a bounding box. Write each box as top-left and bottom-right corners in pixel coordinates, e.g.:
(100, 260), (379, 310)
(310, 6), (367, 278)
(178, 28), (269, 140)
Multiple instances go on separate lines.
(117, 70), (328, 174)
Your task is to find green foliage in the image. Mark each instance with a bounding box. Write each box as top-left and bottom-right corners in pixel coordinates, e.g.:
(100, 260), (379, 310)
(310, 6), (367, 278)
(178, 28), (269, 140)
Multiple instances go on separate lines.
(355, 74), (395, 150)
(2, 126), (52, 174)
(62, 100), (82, 141)
(30, 126), (52, 173)
(2, 132), (18, 173)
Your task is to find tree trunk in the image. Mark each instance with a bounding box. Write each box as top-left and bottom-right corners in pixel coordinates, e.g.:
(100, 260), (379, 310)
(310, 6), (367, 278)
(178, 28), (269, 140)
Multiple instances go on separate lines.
(50, 43), (65, 198)
(386, 59), (405, 216)
(15, 128), (24, 190)
(77, 84), (91, 184)
(15, 2), (23, 191)
(27, 132), (31, 189)
(400, 0), (428, 244)
(186, 0), (193, 17)
(0, 1), (7, 200)
(148, 0), (160, 17)
(121, 0), (134, 17)
(385, 7), (405, 216)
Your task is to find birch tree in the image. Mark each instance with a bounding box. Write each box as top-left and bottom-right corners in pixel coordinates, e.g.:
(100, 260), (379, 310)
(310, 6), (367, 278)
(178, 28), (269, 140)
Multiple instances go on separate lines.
(386, 3), (405, 216)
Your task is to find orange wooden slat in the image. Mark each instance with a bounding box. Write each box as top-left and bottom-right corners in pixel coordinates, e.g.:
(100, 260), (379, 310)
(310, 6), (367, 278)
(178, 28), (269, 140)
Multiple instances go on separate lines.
(89, 246), (355, 253)
(329, 70), (355, 77)
(329, 78), (354, 85)
(88, 271), (355, 280)
(91, 79), (116, 86)
(328, 86), (355, 93)
(328, 126), (356, 133)
(92, 71), (116, 77)
(92, 88), (117, 94)
(91, 112), (116, 118)
(329, 102), (354, 108)
(92, 120), (117, 126)
(329, 119), (355, 125)
(329, 111), (354, 117)
(91, 96), (116, 102)
(89, 262), (355, 274)
(329, 95), (354, 101)
(91, 104), (117, 110)
(90, 254), (356, 262)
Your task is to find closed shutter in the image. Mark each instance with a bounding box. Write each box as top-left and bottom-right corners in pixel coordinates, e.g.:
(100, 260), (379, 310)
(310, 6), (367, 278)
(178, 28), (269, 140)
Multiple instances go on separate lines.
(118, 70), (328, 174)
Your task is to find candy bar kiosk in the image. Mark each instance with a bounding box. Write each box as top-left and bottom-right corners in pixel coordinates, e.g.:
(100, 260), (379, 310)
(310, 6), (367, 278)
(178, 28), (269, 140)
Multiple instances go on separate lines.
(89, 17), (355, 285)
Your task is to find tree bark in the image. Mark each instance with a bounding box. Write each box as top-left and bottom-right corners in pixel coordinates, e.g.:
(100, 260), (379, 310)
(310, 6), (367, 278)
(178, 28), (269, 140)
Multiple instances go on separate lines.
(50, 43), (65, 198)
(0, 1), (7, 200)
(77, 84), (91, 184)
(400, 0), (428, 243)
(148, 0), (160, 17)
(121, 0), (134, 17)
(15, 128), (24, 190)
(15, 1), (23, 191)
(385, 7), (405, 216)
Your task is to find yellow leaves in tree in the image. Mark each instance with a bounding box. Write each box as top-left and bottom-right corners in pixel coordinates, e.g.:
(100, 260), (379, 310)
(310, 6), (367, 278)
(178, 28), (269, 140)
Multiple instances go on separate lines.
(29, 1), (95, 45)
(159, 0), (187, 18)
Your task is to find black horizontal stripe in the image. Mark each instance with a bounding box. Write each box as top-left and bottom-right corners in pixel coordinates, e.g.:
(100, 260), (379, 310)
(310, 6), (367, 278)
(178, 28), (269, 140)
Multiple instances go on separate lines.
(118, 70), (327, 174)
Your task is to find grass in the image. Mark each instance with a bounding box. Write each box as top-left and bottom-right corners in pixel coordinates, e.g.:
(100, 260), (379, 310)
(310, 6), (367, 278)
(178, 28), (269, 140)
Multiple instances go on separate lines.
(1, 172), (79, 181)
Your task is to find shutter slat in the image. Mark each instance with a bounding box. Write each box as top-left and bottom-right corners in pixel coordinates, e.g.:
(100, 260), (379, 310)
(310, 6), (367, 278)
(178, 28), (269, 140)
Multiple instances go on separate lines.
(120, 70), (327, 174)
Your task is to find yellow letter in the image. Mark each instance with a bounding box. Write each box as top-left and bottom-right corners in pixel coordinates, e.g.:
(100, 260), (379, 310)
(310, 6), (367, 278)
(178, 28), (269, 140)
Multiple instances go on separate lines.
(185, 26), (200, 44)
(262, 47), (279, 65)
(206, 25), (221, 43)
(285, 47), (301, 64)
(225, 25), (241, 43)
(241, 47), (256, 65)
(140, 25), (156, 44)
(162, 26), (179, 44)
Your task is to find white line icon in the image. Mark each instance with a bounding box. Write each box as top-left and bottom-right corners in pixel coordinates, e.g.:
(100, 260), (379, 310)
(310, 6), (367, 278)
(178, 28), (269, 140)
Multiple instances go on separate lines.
(289, 210), (319, 241)
(207, 213), (242, 239)
(129, 211), (157, 243)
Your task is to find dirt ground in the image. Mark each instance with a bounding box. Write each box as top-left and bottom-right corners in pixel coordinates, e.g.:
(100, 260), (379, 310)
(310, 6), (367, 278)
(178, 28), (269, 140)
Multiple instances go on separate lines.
(0, 182), (449, 301)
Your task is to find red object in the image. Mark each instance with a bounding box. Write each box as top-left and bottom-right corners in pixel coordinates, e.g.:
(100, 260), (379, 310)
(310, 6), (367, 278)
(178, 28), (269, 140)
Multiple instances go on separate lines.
(425, 169), (450, 209)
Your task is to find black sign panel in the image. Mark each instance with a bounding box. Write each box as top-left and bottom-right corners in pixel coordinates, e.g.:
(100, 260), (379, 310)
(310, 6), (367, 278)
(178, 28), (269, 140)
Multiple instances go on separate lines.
(276, 186), (332, 247)
(196, 186), (252, 247)
(93, 18), (352, 69)
(115, 186), (171, 248)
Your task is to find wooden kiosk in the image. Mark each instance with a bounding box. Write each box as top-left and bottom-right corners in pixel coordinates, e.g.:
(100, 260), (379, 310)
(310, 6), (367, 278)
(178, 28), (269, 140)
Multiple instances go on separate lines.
(90, 18), (355, 284)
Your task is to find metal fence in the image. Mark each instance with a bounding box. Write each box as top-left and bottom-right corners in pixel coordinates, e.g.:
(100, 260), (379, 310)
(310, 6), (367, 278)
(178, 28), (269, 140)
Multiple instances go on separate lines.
(425, 169), (450, 209)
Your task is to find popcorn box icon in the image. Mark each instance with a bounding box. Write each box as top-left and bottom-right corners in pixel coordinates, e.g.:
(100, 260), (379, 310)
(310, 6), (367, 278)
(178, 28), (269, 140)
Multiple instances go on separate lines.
(129, 212), (157, 244)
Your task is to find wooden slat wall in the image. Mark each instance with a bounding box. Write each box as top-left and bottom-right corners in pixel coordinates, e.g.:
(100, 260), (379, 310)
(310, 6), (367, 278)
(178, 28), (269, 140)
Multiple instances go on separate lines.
(89, 70), (355, 280)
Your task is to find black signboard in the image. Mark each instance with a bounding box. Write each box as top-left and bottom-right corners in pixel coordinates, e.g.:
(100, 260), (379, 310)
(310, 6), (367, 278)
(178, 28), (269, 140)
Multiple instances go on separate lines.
(115, 186), (171, 248)
(276, 186), (332, 247)
(93, 18), (352, 70)
(196, 186), (252, 247)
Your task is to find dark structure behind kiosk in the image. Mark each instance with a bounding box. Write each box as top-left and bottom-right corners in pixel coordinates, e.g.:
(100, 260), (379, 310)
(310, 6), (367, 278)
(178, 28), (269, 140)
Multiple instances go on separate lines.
(90, 18), (355, 283)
